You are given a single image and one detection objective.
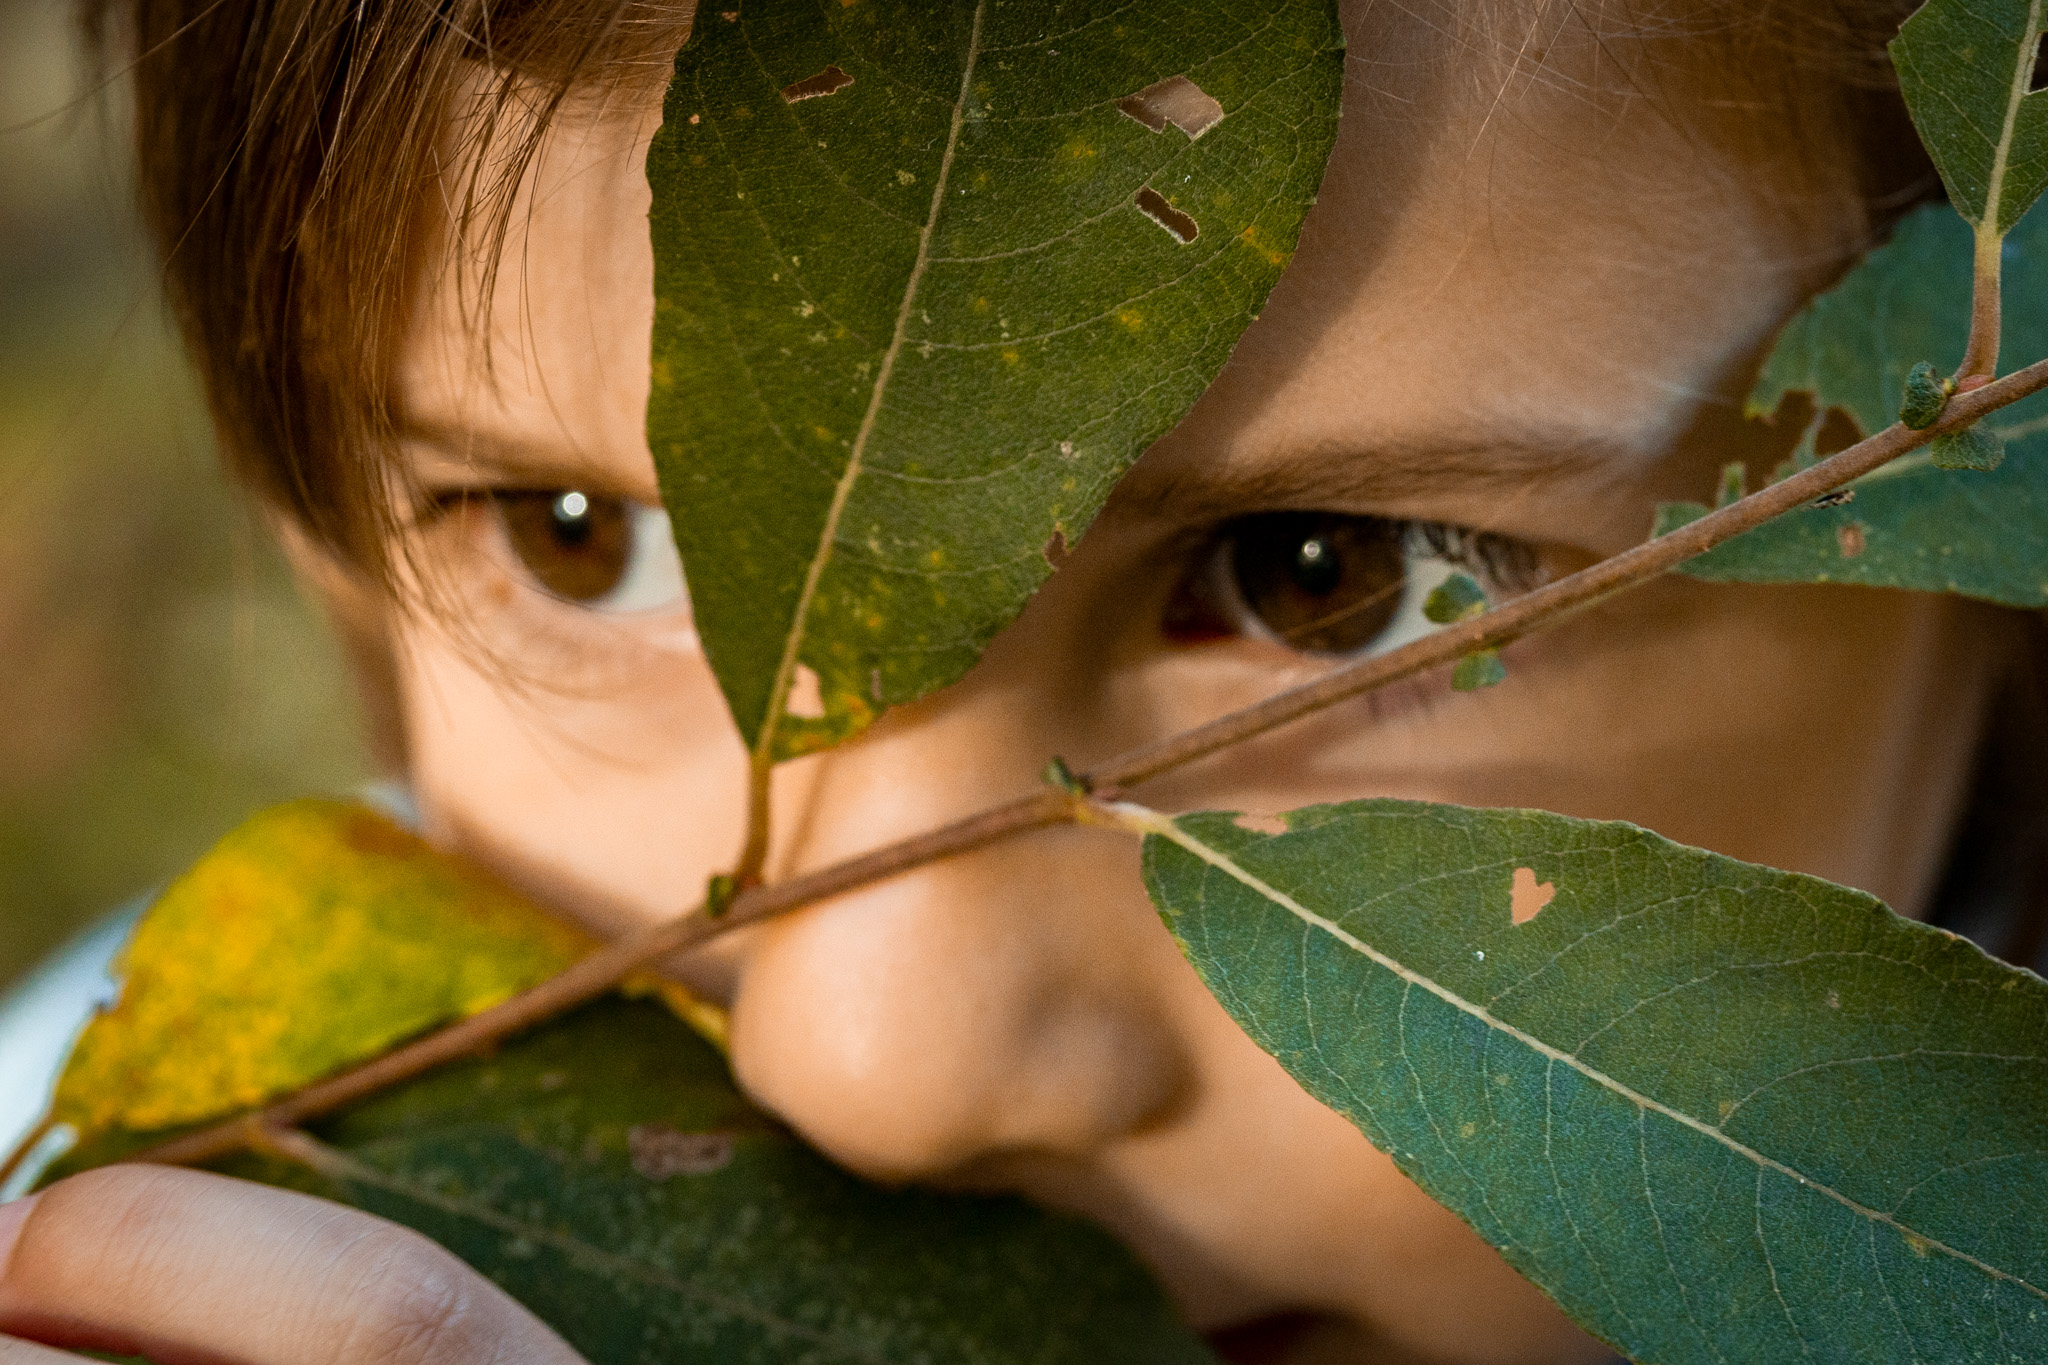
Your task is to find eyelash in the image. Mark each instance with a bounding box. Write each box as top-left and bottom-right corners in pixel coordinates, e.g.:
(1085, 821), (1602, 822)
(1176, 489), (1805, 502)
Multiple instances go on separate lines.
(416, 489), (1535, 684)
(1163, 513), (1543, 659)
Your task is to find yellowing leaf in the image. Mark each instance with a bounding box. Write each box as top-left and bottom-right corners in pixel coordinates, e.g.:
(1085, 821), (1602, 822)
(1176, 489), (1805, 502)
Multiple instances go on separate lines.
(53, 801), (602, 1140)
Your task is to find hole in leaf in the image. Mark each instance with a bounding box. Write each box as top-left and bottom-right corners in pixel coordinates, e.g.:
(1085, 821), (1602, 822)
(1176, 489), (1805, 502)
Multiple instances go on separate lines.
(1510, 866), (1555, 924)
(1134, 186), (1198, 243)
(2032, 35), (2048, 92)
(1042, 527), (1070, 569)
(1837, 521), (1868, 558)
(1813, 405), (1864, 457)
(1232, 812), (1288, 836)
(787, 664), (827, 719)
(781, 64), (854, 103)
(1116, 74), (1224, 138)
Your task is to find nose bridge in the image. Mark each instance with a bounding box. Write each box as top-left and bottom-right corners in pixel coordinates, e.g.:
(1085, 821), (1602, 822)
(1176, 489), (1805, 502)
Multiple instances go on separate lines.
(724, 672), (1193, 1182)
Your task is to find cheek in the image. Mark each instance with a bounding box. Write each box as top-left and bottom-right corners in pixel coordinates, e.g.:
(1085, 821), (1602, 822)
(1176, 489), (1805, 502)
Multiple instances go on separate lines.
(398, 621), (749, 938)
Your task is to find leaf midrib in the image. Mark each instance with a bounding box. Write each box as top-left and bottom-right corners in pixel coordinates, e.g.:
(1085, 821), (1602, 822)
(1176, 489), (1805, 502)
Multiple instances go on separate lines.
(1141, 809), (2048, 1302)
(297, 1132), (892, 1362)
(755, 0), (990, 760)
(1980, 0), (2045, 233)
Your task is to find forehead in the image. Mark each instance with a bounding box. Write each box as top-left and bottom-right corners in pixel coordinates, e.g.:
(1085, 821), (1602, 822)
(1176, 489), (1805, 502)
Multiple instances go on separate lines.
(399, 2), (1844, 532)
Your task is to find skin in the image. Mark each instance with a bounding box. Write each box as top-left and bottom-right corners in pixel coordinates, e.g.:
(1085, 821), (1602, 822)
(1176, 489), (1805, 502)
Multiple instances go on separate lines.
(0, 4), (2017, 1362)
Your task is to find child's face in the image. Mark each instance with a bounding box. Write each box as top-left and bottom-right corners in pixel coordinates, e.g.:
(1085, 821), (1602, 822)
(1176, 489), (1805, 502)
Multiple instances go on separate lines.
(369, 7), (2003, 1360)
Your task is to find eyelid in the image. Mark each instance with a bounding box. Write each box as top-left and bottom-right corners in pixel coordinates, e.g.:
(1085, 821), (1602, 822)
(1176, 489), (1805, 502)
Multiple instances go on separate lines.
(422, 485), (691, 618)
(1179, 514), (1541, 661)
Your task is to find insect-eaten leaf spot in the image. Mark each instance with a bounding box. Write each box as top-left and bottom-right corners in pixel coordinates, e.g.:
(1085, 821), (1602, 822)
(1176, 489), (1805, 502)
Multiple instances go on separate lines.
(786, 664), (827, 719)
(628, 1124), (735, 1180)
(1042, 528), (1070, 569)
(1134, 186), (1198, 244)
(1510, 866), (1555, 925)
(1116, 74), (1225, 139)
(780, 64), (853, 103)
(1837, 520), (1867, 558)
(1232, 811), (1288, 835)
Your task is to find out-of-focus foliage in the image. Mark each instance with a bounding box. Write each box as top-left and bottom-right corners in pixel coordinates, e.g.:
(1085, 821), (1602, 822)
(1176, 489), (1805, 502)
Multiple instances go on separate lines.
(0, 0), (367, 987)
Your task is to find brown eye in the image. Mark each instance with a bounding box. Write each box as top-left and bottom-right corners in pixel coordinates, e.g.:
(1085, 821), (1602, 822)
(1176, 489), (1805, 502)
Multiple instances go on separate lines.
(1226, 512), (1407, 654)
(495, 489), (633, 603)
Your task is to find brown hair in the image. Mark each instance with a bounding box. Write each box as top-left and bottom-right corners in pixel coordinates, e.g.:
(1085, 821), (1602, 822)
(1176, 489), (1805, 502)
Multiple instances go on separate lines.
(84, 0), (1938, 585)
(78, 0), (687, 584)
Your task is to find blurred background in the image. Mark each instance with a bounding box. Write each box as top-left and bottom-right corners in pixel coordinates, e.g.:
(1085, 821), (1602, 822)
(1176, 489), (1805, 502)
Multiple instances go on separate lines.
(0, 0), (369, 989)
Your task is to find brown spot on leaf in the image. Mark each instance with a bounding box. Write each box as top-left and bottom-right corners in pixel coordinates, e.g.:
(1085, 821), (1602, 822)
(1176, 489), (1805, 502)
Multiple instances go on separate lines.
(628, 1124), (734, 1180)
(1116, 75), (1225, 138)
(1837, 520), (1867, 558)
(1510, 866), (1555, 925)
(1134, 186), (1197, 243)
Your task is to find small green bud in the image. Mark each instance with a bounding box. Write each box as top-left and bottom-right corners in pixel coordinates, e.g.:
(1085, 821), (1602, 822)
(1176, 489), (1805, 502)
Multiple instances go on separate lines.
(1451, 649), (1507, 691)
(1929, 423), (2005, 471)
(706, 872), (739, 918)
(1715, 461), (1747, 508)
(1041, 756), (1089, 796)
(1898, 361), (1950, 430)
(1424, 571), (1488, 625)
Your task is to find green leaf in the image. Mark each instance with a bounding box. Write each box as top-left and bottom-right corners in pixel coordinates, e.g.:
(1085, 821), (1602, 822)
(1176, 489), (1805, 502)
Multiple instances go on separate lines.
(1657, 204), (2048, 606)
(1900, 359), (1950, 429)
(1449, 649), (1505, 691)
(1892, 0), (2048, 235)
(1136, 798), (2048, 1364)
(1423, 571), (1487, 625)
(59, 998), (1213, 1364)
(40, 806), (1212, 1363)
(1932, 421), (2010, 468)
(647, 0), (1344, 762)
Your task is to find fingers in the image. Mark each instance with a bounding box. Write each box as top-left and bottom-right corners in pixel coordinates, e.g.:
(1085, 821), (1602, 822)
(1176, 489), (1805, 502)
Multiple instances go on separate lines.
(0, 1165), (586, 1365)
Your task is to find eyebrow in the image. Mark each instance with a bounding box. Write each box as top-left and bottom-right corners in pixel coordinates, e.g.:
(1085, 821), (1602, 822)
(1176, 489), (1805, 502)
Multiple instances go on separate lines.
(1106, 430), (1624, 526)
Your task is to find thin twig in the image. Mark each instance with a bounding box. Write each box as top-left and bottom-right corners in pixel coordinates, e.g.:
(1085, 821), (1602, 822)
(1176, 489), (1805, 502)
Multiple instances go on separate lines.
(122, 354), (2048, 1173)
(1089, 360), (2048, 793)
(130, 790), (1075, 1168)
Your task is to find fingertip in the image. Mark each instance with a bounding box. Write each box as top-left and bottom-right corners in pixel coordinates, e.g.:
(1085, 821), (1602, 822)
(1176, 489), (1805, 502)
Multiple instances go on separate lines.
(0, 1195), (40, 1280)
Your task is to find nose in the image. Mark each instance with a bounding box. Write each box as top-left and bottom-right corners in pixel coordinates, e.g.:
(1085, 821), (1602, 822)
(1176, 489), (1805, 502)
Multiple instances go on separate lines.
(718, 629), (1195, 1183)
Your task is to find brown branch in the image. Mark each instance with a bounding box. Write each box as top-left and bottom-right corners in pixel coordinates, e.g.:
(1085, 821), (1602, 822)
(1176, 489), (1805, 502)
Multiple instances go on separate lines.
(122, 353), (2048, 1173)
(1089, 359), (2048, 794)
(131, 790), (1076, 1167)
(1960, 227), (2005, 382)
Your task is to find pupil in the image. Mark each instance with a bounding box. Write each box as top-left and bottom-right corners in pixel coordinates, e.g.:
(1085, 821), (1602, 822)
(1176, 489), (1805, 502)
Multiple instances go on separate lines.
(551, 490), (594, 546)
(1292, 536), (1341, 594)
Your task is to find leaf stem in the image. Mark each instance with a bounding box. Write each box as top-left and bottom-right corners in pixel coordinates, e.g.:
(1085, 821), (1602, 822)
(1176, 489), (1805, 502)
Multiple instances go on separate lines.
(1960, 225), (2004, 382)
(120, 354), (2048, 1173)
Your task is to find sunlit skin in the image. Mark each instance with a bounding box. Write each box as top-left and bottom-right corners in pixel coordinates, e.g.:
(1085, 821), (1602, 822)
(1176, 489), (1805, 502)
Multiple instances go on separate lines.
(0, 5), (2017, 1363)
